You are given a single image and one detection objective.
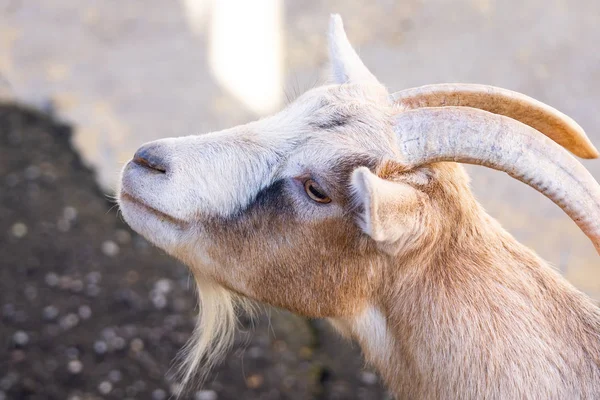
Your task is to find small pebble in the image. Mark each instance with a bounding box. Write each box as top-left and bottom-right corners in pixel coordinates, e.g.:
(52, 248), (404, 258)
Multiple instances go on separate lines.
(273, 340), (287, 352)
(24, 286), (37, 301)
(86, 284), (100, 297)
(11, 350), (25, 362)
(170, 384), (184, 397)
(65, 347), (79, 359)
(63, 206), (78, 221)
(57, 219), (70, 232)
(130, 338), (144, 352)
(98, 381), (113, 395)
(43, 305), (59, 321)
(152, 388), (167, 400)
(13, 331), (29, 346)
(11, 222), (27, 238)
(86, 271), (102, 284)
(108, 369), (122, 383)
(195, 390), (218, 400)
(59, 276), (72, 290)
(154, 279), (172, 294)
(133, 380), (146, 392)
(45, 272), (59, 287)
(24, 165), (41, 180)
(102, 327), (116, 340)
(41, 169), (58, 183)
(102, 240), (120, 257)
(246, 374), (264, 389)
(247, 346), (263, 359)
(360, 371), (378, 385)
(122, 324), (138, 338)
(78, 305), (92, 319)
(59, 313), (79, 330)
(70, 279), (84, 292)
(67, 360), (83, 374)
(151, 294), (167, 310)
(115, 229), (131, 244)
(125, 270), (140, 284)
(0, 373), (17, 391)
(126, 385), (138, 397)
(299, 346), (313, 359)
(94, 340), (108, 355)
(134, 236), (150, 250)
(2, 304), (15, 319)
(110, 336), (126, 351)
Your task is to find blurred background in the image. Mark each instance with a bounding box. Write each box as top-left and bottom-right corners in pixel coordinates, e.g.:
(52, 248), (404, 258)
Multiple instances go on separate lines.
(1, 0), (599, 399)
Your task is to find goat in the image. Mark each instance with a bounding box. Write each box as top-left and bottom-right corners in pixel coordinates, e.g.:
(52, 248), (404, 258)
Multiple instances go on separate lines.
(118, 15), (600, 399)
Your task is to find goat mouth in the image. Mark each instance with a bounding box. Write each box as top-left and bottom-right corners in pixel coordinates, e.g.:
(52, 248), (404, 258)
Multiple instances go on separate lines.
(120, 192), (188, 227)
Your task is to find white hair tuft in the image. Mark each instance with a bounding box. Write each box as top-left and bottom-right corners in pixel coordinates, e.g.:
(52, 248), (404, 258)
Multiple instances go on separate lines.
(173, 276), (254, 395)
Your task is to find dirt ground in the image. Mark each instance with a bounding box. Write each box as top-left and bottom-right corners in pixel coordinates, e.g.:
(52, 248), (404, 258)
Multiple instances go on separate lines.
(0, 104), (388, 400)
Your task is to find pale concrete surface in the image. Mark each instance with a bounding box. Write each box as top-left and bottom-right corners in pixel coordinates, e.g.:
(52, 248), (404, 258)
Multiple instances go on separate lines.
(1, 0), (599, 297)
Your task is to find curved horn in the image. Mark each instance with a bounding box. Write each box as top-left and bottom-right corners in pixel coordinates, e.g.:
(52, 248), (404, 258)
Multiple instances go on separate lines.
(394, 106), (600, 254)
(392, 84), (599, 159)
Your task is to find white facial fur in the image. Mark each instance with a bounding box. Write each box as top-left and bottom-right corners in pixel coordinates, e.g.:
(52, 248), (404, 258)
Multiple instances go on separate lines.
(118, 82), (395, 251)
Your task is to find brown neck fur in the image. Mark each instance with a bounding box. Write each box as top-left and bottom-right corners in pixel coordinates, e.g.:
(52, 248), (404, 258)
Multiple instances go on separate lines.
(359, 163), (600, 399)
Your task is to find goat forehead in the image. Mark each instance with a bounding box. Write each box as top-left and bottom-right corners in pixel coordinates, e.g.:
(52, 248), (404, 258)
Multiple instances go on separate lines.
(272, 84), (388, 130)
(282, 139), (376, 174)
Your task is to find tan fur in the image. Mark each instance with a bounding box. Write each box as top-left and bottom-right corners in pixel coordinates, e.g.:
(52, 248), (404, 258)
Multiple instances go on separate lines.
(360, 164), (600, 398)
(117, 15), (600, 399)
(185, 161), (600, 399)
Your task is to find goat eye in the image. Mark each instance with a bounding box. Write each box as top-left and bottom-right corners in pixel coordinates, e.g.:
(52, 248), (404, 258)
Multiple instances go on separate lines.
(303, 179), (331, 204)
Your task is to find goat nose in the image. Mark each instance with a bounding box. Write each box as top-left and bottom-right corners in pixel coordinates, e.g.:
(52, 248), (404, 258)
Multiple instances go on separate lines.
(133, 144), (168, 173)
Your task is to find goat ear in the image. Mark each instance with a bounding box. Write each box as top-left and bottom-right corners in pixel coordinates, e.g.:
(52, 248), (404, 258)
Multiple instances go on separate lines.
(351, 167), (424, 249)
(328, 14), (379, 85)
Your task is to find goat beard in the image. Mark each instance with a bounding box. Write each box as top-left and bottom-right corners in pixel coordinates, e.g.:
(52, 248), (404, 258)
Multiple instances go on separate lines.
(171, 272), (254, 395)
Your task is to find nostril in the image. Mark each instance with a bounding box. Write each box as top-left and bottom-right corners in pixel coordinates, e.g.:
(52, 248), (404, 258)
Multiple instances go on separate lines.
(133, 145), (167, 173)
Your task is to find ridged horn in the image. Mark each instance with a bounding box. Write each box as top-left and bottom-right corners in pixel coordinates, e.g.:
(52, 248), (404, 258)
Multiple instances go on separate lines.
(392, 84), (599, 159)
(394, 106), (600, 254)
